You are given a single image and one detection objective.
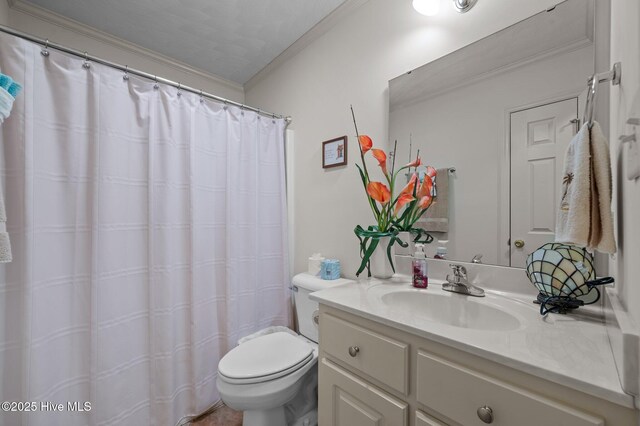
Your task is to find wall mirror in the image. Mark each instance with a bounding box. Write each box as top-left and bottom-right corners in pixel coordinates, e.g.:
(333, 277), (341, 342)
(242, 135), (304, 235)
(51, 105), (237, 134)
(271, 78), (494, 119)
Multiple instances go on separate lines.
(389, 0), (609, 268)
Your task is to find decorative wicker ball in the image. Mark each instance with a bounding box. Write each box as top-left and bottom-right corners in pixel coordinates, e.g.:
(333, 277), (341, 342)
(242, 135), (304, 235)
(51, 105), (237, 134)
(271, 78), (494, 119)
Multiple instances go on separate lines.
(525, 243), (596, 302)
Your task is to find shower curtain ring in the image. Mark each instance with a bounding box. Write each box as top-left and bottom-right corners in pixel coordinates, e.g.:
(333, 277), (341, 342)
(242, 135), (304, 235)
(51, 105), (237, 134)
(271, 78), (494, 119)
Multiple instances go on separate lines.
(153, 76), (159, 90)
(82, 51), (91, 69)
(199, 89), (204, 102)
(177, 82), (182, 97)
(223, 100), (228, 110)
(123, 65), (129, 81)
(41, 39), (50, 57)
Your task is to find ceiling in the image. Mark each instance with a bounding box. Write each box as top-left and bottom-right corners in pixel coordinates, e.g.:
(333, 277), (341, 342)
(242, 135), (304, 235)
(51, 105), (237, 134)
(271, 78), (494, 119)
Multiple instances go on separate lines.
(23, 0), (347, 84)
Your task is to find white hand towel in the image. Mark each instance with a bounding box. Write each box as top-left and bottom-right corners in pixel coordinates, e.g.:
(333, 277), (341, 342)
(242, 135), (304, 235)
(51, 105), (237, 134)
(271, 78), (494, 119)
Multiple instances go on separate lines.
(0, 86), (15, 124)
(0, 188), (11, 263)
(588, 122), (616, 253)
(556, 124), (591, 247)
(555, 122), (616, 253)
(0, 71), (20, 262)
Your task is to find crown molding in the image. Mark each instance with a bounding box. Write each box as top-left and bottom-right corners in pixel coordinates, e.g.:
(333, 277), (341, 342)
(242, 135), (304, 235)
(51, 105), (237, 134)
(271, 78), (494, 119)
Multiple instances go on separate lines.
(244, 0), (369, 92)
(390, 38), (593, 112)
(7, 0), (243, 93)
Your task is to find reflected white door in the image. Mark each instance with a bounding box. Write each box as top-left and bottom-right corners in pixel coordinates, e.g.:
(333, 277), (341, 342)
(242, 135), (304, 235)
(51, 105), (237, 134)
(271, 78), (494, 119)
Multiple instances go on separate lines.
(510, 98), (578, 267)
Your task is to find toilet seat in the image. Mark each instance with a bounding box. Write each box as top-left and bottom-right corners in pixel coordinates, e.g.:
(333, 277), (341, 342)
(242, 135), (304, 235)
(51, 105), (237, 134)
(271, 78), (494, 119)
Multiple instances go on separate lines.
(218, 332), (314, 385)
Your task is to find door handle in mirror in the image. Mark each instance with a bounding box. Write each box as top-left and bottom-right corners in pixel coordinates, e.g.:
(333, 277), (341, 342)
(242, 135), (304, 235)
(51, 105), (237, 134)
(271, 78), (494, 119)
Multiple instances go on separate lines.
(514, 239), (525, 248)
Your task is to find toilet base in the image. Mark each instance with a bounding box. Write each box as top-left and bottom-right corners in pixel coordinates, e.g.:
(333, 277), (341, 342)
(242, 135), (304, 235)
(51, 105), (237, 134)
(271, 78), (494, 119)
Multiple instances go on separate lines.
(243, 406), (286, 426)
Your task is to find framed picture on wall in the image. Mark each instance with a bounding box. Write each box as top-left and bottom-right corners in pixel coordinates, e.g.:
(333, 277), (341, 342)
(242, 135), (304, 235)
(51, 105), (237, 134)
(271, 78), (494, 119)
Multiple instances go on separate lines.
(322, 136), (348, 168)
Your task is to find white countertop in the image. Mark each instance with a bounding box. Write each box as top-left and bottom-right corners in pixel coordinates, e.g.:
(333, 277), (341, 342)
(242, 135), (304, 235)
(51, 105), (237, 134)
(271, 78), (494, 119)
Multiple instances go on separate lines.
(310, 275), (636, 408)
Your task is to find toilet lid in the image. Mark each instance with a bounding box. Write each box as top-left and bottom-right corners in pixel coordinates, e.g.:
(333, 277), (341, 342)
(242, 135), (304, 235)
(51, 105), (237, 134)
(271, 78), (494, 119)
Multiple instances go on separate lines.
(218, 332), (314, 384)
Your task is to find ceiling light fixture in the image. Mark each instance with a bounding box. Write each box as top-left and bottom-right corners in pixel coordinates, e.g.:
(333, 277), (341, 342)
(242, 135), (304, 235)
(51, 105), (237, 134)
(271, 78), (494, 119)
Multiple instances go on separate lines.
(412, 0), (440, 16)
(452, 0), (477, 13)
(412, 0), (478, 16)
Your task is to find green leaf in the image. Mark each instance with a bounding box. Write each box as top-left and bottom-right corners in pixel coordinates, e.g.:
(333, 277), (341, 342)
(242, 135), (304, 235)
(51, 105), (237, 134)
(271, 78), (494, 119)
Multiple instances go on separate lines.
(393, 232), (409, 248)
(355, 225), (398, 277)
(386, 237), (396, 273)
(356, 164), (380, 217)
(411, 228), (434, 244)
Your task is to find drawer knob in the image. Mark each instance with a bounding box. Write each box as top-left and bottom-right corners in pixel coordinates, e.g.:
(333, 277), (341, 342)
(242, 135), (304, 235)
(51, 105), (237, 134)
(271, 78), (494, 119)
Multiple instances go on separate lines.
(348, 346), (360, 357)
(477, 406), (493, 424)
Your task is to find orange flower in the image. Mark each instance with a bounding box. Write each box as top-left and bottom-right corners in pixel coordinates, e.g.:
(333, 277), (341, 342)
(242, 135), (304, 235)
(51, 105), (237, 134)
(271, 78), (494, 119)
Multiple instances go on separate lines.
(358, 135), (373, 154)
(395, 193), (415, 214)
(418, 195), (433, 210)
(426, 166), (437, 179)
(399, 173), (418, 197)
(405, 157), (422, 168)
(417, 174), (433, 199)
(367, 182), (391, 204)
(371, 149), (388, 175)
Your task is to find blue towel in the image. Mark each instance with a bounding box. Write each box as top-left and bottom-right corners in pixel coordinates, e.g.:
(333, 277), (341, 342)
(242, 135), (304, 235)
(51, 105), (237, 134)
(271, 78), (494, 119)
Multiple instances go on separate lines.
(0, 72), (22, 124)
(0, 73), (22, 98)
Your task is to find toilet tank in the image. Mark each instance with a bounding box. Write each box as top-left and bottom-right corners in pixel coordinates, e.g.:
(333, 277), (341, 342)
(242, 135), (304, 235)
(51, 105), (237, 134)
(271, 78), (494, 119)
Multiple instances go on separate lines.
(292, 273), (354, 343)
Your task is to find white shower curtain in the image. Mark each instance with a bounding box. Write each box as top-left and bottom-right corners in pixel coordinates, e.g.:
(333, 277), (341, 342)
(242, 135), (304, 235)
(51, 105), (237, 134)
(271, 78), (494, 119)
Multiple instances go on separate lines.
(0, 33), (290, 426)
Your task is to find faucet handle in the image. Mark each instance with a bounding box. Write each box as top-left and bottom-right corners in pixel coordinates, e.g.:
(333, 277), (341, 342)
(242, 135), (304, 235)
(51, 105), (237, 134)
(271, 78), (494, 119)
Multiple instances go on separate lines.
(449, 263), (467, 277)
(444, 264), (485, 297)
(471, 254), (483, 264)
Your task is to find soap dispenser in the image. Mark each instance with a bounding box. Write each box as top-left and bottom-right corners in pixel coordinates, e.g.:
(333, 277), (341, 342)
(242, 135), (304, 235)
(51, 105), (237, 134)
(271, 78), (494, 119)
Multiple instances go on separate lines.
(412, 243), (428, 289)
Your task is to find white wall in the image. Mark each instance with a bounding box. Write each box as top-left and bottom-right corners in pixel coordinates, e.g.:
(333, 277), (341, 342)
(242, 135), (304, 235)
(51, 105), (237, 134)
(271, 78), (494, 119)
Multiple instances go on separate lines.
(0, 1), (9, 26)
(610, 0), (640, 326)
(245, 0), (567, 278)
(390, 46), (593, 266)
(1, 2), (243, 102)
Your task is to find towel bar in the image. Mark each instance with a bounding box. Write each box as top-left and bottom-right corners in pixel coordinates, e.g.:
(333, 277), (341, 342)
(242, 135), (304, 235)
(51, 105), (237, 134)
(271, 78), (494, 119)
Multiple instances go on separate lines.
(583, 62), (622, 129)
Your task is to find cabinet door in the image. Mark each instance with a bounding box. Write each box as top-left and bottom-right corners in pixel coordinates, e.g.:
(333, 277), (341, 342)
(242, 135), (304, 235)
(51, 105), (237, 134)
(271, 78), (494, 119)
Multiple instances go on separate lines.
(416, 410), (448, 426)
(319, 357), (408, 426)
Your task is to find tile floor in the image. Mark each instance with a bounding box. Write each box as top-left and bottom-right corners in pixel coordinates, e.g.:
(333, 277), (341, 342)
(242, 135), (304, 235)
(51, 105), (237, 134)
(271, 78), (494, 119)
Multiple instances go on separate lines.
(192, 405), (243, 426)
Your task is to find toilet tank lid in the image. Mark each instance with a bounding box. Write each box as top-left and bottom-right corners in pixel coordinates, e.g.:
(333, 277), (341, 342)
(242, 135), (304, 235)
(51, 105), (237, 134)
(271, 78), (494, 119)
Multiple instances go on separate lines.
(292, 273), (354, 292)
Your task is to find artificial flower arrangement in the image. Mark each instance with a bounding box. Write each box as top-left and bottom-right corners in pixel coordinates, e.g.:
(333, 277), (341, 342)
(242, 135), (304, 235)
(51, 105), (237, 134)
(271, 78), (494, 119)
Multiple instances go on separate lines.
(352, 108), (437, 277)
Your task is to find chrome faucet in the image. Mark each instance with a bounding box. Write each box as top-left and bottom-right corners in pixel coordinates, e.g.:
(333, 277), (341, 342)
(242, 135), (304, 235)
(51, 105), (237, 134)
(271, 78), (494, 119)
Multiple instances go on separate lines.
(443, 264), (485, 297)
(471, 254), (483, 264)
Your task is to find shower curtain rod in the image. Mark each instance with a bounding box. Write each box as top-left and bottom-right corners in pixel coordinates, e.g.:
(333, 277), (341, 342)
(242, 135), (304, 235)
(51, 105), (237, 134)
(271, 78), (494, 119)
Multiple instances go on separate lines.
(0, 24), (292, 123)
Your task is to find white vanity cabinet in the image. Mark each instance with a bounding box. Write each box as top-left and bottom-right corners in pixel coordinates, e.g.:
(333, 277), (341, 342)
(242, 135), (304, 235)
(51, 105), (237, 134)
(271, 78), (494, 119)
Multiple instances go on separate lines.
(317, 305), (638, 426)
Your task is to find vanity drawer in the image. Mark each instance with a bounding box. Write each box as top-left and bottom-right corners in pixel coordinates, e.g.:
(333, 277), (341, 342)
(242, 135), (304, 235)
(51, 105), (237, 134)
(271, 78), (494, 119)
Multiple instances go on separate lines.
(320, 313), (409, 394)
(416, 350), (604, 426)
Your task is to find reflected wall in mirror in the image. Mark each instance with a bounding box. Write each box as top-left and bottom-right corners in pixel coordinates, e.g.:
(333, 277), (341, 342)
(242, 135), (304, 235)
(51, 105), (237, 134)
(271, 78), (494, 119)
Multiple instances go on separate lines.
(389, 0), (609, 268)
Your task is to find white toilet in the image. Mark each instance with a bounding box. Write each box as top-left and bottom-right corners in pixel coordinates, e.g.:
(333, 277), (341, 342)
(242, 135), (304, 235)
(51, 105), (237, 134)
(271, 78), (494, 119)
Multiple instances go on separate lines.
(216, 273), (353, 426)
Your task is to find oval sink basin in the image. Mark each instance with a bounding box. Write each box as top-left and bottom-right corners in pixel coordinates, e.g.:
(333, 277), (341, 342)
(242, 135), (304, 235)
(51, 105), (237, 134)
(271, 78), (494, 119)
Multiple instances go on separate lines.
(380, 291), (521, 331)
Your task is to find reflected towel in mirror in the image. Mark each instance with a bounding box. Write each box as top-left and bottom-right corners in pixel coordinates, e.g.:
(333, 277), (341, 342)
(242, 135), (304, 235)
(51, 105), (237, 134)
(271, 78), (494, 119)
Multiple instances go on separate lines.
(419, 167), (450, 233)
